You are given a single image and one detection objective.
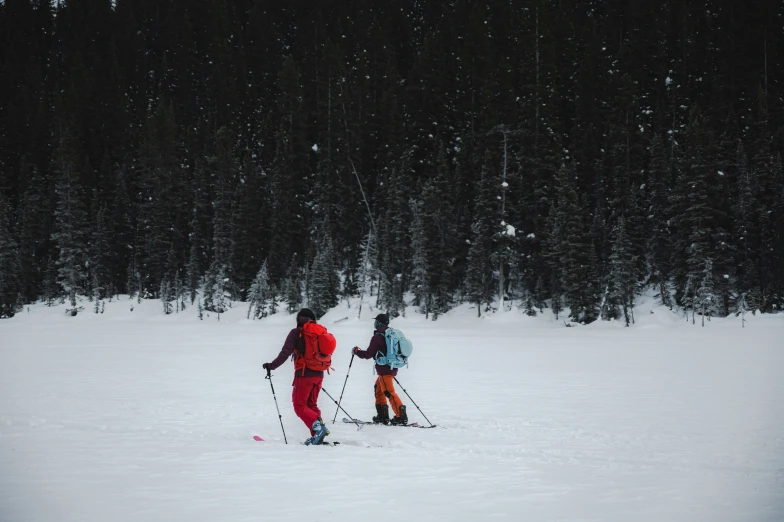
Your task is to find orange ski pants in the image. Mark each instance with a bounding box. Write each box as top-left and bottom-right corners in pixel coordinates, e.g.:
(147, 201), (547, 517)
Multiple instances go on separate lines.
(374, 375), (403, 417)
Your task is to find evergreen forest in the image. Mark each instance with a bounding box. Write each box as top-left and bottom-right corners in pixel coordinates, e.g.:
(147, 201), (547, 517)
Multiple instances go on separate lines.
(1, 0), (783, 323)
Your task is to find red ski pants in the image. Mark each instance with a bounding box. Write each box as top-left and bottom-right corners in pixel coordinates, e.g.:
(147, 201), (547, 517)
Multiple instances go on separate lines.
(374, 375), (403, 417)
(292, 376), (323, 435)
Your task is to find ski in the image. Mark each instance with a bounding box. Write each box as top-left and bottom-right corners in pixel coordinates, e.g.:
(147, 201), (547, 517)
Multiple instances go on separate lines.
(342, 417), (436, 429)
(254, 435), (340, 445)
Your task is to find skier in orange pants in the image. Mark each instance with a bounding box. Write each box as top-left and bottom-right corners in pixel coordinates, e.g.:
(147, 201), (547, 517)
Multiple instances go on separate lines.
(352, 314), (407, 425)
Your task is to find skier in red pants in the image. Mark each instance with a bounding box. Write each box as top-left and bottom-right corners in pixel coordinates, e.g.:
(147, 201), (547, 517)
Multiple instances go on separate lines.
(263, 308), (332, 445)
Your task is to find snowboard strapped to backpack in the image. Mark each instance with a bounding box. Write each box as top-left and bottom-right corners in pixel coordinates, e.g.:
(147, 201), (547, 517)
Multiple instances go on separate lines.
(294, 321), (336, 375)
(375, 327), (413, 369)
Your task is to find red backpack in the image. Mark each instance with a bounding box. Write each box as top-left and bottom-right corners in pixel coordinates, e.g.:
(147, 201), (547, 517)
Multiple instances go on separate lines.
(294, 321), (336, 375)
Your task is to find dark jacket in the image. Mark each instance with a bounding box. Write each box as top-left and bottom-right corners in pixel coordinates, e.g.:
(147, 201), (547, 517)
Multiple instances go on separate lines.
(355, 325), (398, 376)
(267, 316), (324, 378)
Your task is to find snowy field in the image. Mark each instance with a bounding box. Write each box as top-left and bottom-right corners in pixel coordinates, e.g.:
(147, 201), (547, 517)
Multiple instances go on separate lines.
(1, 297), (783, 522)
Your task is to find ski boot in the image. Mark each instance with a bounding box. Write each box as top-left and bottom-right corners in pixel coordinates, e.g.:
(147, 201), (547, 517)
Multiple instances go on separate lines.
(372, 404), (390, 425)
(390, 405), (408, 426)
(317, 417), (330, 437)
(306, 419), (330, 445)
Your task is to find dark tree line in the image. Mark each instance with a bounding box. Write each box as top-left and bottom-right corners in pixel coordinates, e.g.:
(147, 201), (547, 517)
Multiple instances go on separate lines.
(1, 0), (783, 323)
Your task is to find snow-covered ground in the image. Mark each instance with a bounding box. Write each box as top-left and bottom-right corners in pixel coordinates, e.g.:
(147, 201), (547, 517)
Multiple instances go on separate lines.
(1, 296), (782, 522)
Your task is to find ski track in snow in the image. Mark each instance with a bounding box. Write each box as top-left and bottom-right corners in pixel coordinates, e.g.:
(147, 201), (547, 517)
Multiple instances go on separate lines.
(1, 298), (783, 522)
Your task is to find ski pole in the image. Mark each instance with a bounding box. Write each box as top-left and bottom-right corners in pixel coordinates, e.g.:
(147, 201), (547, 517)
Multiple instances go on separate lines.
(393, 377), (434, 427)
(331, 353), (355, 423)
(265, 367), (287, 444)
(321, 386), (362, 430)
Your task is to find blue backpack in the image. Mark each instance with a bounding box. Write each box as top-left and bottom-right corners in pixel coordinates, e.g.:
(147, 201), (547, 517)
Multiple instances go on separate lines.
(375, 328), (414, 369)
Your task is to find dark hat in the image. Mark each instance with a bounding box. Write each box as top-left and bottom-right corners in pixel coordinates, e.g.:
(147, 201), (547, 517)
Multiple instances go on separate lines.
(297, 308), (317, 322)
(373, 313), (389, 326)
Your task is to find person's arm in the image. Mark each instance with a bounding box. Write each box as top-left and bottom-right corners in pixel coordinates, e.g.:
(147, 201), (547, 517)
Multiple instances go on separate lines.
(354, 333), (384, 360)
(266, 329), (299, 370)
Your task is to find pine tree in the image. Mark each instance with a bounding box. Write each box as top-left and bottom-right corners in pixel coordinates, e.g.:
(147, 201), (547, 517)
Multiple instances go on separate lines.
(160, 278), (174, 315)
(420, 146), (456, 319)
(606, 218), (637, 326)
(247, 259), (270, 320)
(51, 128), (88, 311)
(282, 254), (303, 314)
(409, 198), (430, 317)
(43, 258), (60, 306)
(464, 221), (493, 317)
(308, 236), (339, 318)
(111, 167), (134, 295)
(646, 133), (673, 308)
(553, 162), (598, 323)
(175, 272), (186, 313)
(91, 272), (101, 314)
(672, 107), (718, 312)
(90, 205), (113, 299)
(695, 259), (717, 326)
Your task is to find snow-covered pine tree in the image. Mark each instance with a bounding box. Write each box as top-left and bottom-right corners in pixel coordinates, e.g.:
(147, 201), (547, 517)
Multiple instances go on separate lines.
(282, 255), (302, 314)
(125, 264), (134, 301)
(607, 217), (637, 326)
(308, 236), (339, 318)
(51, 128), (89, 312)
(160, 277), (173, 314)
(554, 162), (598, 323)
(672, 107), (718, 313)
(646, 133), (673, 308)
(463, 150), (496, 316)
(409, 198), (430, 317)
(415, 145), (457, 320)
(247, 259), (270, 319)
(376, 153), (412, 318)
(543, 202), (564, 320)
(464, 221), (494, 317)
(205, 132), (237, 307)
(92, 272), (101, 314)
(204, 264), (229, 314)
(489, 125), (520, 312)
(735, 292), (751, 328)
(111, 167), (134, 295)
(695, 258), (716, 326)
(90, 205), (113, 299)
(355, 230), (376, 319)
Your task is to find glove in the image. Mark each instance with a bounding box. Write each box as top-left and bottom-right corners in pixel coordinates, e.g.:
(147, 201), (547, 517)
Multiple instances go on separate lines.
(351, 347), (359, 355)
(262, 363), (269, 370)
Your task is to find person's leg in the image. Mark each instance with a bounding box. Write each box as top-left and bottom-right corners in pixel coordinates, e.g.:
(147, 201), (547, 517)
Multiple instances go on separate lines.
(372, 377), (390, 423)
(379, 375), (403, 417)
(374, 376), (386, 405)
(307, 377), (323, 420)
(292, 377), (320, 435)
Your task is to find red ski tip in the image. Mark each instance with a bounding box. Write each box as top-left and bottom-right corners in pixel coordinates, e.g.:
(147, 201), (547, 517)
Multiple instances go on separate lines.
(253, 435), (264, 441)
